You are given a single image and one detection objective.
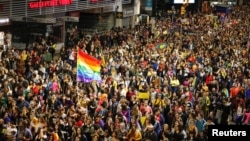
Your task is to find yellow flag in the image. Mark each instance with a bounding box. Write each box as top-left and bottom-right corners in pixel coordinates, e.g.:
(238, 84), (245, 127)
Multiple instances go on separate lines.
(52, 43), (57, 49)
(138, 92), (150, 99)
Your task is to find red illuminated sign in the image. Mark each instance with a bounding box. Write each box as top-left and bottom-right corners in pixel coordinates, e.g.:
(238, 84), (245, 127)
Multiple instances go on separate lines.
(29, 0), (72, 9)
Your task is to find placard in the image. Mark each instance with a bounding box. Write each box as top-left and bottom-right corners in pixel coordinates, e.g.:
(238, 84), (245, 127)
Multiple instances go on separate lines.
(138, 92), (150, 99)
(0, 32), (4, 45)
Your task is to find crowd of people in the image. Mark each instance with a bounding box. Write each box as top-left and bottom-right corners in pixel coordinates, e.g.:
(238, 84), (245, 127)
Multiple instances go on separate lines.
(0, 4), (250, 141)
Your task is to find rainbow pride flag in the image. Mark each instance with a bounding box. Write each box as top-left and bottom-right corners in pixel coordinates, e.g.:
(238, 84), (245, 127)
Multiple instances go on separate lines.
(77, 49), (101, 83)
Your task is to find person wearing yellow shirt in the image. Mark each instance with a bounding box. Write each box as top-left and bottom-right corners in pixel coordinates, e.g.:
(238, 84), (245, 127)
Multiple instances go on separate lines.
(202, 92), (211, 119)
(113, 80), (118, 91)
(152, 94), (165, 110)
(127, 123), (142, 141)
(170, 75), (180, 93)
(101, 55), (106, 67)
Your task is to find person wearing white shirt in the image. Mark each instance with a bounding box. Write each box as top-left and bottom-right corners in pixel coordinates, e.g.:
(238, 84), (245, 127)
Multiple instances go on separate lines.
(5, 124), (17, 141)
(120, 84), (127, 97)
(0, 48), (3, 61)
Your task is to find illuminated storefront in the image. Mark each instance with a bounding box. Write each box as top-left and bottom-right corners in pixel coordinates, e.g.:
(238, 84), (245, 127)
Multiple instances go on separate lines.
(210, 0), (237, 6)
(0, 0), (133, 49)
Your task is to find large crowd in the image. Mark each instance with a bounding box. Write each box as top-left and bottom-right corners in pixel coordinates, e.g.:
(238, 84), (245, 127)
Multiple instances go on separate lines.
(0, 4), (250, 141)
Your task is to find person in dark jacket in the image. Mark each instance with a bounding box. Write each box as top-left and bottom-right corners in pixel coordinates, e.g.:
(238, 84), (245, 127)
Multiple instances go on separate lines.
(161, 124), (173, 141)
(221, 98), (231, 125)
(143, 124), (158, 141)
(214, 92), (224, 124)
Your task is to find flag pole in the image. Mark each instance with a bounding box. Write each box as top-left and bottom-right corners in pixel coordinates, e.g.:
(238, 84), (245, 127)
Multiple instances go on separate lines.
(76, 48), (80, 101)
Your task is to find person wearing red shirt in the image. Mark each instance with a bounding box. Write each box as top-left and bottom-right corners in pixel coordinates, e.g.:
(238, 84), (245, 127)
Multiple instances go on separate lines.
(205, 72), (213, 85)
(230, 84), (241, 99)
(126, 87), (135, 101)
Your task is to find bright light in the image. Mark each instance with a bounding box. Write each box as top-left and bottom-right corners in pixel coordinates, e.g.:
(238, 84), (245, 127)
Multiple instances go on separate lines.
(0, 18), (9, 24)
(174, 0), (195, 4)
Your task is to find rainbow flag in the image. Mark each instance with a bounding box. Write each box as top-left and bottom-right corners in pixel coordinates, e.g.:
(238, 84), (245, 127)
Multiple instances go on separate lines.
(77, 49), (101, 83)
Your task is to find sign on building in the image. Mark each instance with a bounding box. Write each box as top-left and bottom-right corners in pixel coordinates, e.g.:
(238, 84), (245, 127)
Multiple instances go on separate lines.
(116, 12), (123, 19)
(0, 32), (4, 46)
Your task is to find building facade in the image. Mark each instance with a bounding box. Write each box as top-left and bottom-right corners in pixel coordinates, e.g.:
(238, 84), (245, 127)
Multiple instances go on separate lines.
(0, 0), (139, 48)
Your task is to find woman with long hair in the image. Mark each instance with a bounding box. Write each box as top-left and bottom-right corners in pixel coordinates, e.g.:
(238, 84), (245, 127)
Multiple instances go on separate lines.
(142, 116), (151, 132)
(111, 131), (119, 141)
(236, 102), (245, 125)
(186, 119), (198, 139)
(78, 127), (87, 141)
(172, 124), (185, 141)
(126, 123), (142, 141)
(131, 105), (142, 120)
(185, 113), (196, 128)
